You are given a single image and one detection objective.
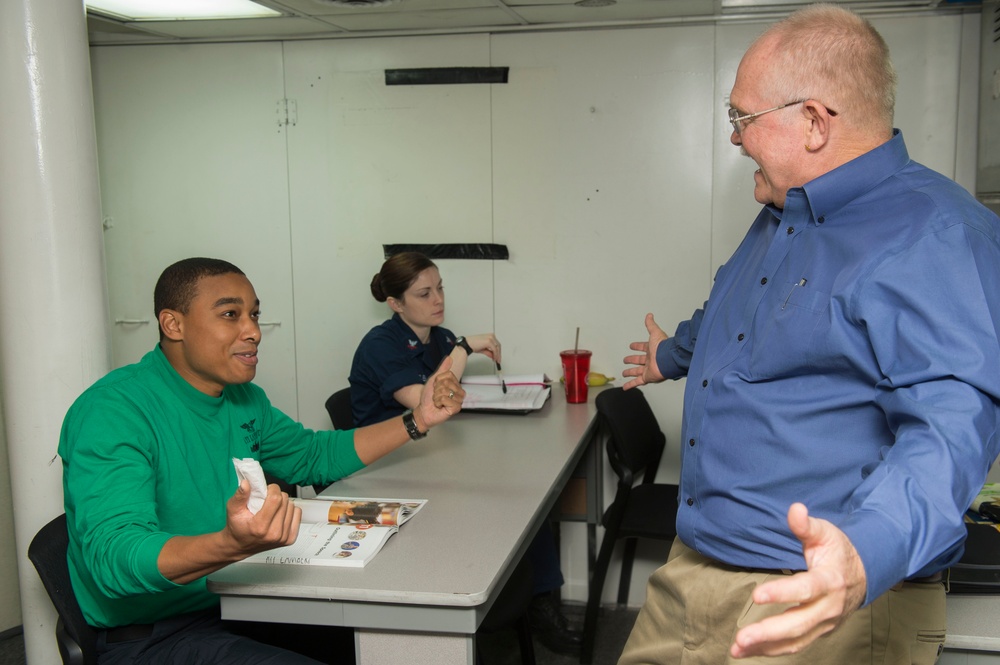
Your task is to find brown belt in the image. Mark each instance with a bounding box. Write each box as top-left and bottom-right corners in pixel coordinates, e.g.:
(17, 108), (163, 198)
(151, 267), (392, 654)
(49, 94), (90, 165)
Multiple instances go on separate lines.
(743, 568), (943, 586)
(891, 570), (944, 591)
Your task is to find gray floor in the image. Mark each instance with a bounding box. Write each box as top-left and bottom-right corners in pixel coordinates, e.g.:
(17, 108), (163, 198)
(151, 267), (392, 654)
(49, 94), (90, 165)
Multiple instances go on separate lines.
(0, 605), (636, 665)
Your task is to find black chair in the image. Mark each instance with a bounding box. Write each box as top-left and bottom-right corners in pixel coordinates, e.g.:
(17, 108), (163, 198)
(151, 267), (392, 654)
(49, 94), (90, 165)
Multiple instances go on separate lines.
(313, 386), (355, 494)
(261, 389), (358, 497)
(27, 513), (98, 665)
(580, 387), (679, 664)
(325, 387), (354, 431)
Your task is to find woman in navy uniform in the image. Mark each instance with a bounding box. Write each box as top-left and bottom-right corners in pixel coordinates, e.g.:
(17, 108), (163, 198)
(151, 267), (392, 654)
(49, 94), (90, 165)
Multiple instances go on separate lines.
(349, 251), (500, 427)
(348, 251), (583, 655)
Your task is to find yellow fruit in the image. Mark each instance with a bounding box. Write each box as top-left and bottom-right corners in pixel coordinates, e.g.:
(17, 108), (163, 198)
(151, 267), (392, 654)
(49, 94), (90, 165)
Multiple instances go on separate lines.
(586, 372), (615, 386)
(559, 372), (615, 386)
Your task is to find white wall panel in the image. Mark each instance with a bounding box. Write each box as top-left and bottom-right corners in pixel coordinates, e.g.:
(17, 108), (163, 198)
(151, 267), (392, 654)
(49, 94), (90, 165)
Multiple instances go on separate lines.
(491, 26), (715, 602)
(712, 21), (766, 270)
(491, 24), (713, 407)
(282, 35), (496, 430)
(91, 43), (298, 415)
(874, 14), (966, 177)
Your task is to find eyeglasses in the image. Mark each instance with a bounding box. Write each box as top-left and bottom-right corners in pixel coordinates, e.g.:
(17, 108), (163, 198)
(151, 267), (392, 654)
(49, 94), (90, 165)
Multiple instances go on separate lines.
(728, 100), (805, 135)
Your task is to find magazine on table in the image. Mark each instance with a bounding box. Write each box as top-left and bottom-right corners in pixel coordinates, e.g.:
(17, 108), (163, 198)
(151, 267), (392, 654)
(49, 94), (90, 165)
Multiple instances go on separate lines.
(460, 374), (552, 413)
(240, 498), (427, 568)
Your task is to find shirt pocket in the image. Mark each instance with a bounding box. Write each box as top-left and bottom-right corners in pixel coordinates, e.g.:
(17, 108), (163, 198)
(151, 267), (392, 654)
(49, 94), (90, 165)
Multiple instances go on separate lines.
(747, 280), (833, 380)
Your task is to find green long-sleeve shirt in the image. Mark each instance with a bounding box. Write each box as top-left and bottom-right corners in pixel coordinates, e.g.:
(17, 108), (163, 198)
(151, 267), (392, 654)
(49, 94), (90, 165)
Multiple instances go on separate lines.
(59, 345), (364, 628)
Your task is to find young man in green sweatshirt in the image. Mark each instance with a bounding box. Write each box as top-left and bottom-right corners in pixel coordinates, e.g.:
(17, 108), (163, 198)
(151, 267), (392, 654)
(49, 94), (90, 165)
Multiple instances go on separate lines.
(59, 257), (465, 664)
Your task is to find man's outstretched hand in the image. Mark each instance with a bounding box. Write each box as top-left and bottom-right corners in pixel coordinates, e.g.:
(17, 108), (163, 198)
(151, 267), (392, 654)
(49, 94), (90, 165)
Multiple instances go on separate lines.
(730, 503), (868, 658)
(622, 313), (668, 390)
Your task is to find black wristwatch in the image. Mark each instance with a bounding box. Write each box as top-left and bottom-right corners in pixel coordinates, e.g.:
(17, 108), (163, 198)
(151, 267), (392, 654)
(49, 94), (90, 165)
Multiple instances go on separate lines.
(454, 336), (473, 356)
(402, 409), (427, 440)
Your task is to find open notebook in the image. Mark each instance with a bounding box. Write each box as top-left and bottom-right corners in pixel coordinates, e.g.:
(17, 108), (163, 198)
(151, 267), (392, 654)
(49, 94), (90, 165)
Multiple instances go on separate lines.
(460, 374), (551, 413)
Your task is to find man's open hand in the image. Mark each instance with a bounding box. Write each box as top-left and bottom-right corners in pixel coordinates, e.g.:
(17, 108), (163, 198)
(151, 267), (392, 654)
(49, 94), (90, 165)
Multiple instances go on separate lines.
(622, 313), (668, 390)
(730, 503), (868, 658)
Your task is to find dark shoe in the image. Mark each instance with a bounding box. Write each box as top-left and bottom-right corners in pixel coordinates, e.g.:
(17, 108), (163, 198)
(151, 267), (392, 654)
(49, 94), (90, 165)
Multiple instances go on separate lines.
(528, 592), (582, 655)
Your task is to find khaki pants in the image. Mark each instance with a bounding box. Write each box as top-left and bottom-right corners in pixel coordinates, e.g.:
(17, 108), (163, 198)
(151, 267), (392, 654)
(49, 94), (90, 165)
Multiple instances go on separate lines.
(618, 539), (945, 665)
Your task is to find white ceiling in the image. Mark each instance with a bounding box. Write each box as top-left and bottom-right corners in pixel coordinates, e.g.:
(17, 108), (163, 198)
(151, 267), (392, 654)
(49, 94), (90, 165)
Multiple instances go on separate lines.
(85, 0), (960, 45)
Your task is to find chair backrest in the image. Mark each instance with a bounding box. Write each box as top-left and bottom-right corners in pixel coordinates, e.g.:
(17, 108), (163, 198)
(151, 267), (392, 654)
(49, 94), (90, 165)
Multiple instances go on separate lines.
(27, 513), (98, 665)
(325, 387), (354, 430)
(315, 387), (354, 494)
(595, 387), (667, 487)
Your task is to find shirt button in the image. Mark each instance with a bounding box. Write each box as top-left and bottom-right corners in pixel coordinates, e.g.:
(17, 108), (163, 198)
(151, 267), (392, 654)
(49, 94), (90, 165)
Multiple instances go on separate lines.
(760, 277), (768, 285)
(737, 333), (745, 341)
(818, 216), (825, 224)
(702, 379), (708, 387)
(686, 498), (694, 506)
(688, 438), (695, 447)
(786, 226), (794, 235)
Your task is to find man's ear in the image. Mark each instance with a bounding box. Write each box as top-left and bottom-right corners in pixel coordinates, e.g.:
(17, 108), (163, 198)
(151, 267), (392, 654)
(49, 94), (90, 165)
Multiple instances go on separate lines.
(158, 309), (184, 341)
(802, 99), (833, 152)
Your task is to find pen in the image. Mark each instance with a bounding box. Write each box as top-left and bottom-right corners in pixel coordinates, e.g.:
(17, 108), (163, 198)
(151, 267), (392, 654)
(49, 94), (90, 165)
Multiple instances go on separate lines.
(781, 278), (808, 310)
(496, 361), (507, 394)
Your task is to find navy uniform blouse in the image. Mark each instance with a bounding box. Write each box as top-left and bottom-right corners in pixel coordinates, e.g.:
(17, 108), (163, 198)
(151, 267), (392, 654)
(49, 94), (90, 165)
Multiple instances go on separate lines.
(349, 313), (458, 427)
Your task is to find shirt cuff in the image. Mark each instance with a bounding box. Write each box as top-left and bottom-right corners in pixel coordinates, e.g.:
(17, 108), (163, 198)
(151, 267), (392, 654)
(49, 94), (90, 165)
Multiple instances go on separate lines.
(838, 513), (907, 605)
(143, 532), (183, 590)
(655, 338), (686, 380)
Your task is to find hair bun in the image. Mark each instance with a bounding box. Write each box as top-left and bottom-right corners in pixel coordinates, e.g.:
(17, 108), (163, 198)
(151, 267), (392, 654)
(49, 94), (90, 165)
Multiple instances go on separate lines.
(370, 273), (387, 302)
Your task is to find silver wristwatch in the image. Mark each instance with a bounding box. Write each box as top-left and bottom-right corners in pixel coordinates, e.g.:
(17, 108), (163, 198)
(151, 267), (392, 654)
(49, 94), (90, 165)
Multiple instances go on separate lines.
(402, 409), (427, 440)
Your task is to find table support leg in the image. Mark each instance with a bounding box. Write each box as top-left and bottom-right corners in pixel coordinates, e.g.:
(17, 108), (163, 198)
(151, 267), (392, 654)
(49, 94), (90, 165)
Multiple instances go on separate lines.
(356, 629), (475, 665)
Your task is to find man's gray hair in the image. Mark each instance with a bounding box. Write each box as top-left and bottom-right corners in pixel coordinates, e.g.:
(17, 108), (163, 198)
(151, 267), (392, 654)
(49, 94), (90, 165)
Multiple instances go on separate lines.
(758, 3), (896, 135)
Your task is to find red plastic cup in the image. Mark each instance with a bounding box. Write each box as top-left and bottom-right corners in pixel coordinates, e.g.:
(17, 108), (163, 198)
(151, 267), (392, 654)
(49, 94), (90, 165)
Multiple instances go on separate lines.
(560, 350), (592, 404)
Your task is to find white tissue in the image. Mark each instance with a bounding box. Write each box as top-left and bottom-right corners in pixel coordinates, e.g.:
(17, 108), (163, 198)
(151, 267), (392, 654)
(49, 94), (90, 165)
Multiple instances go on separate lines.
(232, 458), (268, 514)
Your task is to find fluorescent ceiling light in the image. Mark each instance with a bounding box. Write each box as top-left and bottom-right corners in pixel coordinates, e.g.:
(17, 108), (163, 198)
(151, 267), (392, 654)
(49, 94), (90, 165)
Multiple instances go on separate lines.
(720, 0), (935, 8)
(86, 0), (281, 21)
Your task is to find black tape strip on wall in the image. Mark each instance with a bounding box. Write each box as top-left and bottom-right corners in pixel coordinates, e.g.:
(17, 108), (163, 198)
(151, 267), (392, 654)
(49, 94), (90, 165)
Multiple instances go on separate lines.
(383, 244), (509, 260)
(384, 67), (509, 86)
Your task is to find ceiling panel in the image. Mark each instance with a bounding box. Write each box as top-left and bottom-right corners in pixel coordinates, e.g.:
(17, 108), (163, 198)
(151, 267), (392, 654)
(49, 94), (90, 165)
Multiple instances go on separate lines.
(89, 16), (346, 41)
(275, 0), (503, 15)
(86, 0), (977, 44)
(513, 0), (716, 24)
(315, 6), (524, 30)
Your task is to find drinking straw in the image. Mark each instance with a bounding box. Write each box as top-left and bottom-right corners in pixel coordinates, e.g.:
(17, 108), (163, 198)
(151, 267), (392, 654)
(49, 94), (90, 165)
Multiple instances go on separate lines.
(574, 327), (580, 354)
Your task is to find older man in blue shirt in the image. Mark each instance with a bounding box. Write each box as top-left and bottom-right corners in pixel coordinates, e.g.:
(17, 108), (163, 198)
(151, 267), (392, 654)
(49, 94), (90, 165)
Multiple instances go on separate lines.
(619, 5), (1000, 665)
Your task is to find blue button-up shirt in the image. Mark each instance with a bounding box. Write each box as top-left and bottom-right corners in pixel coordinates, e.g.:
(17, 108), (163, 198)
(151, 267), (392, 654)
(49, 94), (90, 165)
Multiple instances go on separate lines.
(657, 130), (1000, 603)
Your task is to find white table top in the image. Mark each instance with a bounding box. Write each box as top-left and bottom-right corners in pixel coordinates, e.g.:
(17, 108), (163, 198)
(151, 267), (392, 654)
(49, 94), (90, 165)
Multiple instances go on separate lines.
(207, 397), (598, 632)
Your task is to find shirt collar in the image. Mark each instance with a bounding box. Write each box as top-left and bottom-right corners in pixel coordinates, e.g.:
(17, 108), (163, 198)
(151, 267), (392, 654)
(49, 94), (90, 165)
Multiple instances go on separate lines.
(778, 129), (909, 224)
(152, 343), (226, 412)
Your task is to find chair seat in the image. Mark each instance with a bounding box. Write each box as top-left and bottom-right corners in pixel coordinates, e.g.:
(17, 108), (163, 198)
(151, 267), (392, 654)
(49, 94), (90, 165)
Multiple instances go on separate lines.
(616, 483), (678, 541)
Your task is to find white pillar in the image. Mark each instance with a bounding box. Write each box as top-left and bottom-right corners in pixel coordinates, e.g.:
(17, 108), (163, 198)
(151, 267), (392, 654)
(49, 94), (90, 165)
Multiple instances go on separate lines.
(0, 0), (110, 663)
